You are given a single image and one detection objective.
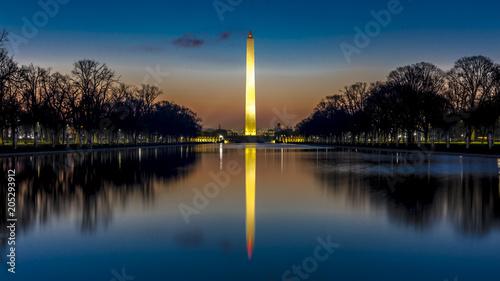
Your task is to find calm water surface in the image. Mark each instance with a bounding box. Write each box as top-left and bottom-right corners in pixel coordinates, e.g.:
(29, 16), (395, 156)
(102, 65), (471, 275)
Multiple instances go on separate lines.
(1, 144), (499, 281)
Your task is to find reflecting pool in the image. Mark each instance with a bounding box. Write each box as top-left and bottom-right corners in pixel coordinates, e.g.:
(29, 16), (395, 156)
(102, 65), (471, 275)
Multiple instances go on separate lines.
(1, 144), (499, 281)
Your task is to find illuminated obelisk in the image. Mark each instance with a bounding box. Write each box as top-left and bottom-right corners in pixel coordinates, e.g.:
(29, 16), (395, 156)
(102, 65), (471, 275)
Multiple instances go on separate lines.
(245, 147), (256, 259)
(245, 30), (257, 136)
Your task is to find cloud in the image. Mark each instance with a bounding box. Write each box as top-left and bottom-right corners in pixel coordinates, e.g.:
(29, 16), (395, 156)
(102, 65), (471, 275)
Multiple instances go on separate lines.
(172, 30), (240, 48)
(218, 31), (233, 41)
(172, 33), (204, 48)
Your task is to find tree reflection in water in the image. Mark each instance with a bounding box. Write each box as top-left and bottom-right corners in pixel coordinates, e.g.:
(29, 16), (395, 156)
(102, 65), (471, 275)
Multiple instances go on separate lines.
(310, 149), (500, 236)
(0, 146), (198, 259)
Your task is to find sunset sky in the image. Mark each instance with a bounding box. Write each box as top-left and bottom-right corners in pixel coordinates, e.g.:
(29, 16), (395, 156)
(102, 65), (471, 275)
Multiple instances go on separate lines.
(1, 0), (500, 129)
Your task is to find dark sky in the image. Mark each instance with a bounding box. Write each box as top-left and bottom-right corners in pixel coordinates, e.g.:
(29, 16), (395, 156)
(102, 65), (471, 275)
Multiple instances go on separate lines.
(1, 0), (499, 129)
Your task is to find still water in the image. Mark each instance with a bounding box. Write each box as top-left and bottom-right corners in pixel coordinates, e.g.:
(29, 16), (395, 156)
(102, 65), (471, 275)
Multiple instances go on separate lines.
(1, 144), (499, 281)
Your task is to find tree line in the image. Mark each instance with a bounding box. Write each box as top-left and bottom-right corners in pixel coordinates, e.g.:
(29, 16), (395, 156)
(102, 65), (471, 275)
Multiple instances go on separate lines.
(0, 30), (202, 147)
(297, 56), (500, 145)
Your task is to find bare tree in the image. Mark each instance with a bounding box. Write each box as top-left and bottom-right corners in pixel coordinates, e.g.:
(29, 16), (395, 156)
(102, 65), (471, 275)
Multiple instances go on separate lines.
(341, 82), (369, 115)
(386, 62), (450, 141)
(45, 72), (74, 144)
(446, 56), (497, 111)
(388, 62), (445, 94)
(0, 29), (19, 145)
(136, 84), (162, 116)
(111, 82), (134, 104)
(18, 64), (51, 144)
(0, 29), (8, 48)
(0, 31), (203, 148)
(133, 84), (162, 143)
(446, 56), (499, 138)
(71, 59), (117, 144)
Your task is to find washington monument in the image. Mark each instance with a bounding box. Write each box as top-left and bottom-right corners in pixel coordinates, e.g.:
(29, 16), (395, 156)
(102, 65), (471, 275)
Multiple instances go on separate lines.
(245, 30), (256, 136)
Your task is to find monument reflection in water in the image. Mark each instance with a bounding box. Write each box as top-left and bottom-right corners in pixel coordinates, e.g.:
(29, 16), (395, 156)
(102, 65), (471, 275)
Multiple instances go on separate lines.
(245, 147), (256, 259)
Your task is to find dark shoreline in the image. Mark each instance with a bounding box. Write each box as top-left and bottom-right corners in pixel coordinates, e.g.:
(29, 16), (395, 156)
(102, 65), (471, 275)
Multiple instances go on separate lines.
(0, 143), (199, 157)
(291, 142), (500, 158)
(1, 142), (500, 158)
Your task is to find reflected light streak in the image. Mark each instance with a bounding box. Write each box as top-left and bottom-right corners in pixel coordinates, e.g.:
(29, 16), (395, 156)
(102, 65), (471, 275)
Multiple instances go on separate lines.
(281, 148), (284, 172)
(246, 147), (256, 259)
(220, 143), (223, 170)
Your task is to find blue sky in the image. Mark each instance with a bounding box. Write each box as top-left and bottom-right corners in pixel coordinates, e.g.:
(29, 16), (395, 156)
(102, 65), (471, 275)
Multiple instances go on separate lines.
(1, 0), (499, 129)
